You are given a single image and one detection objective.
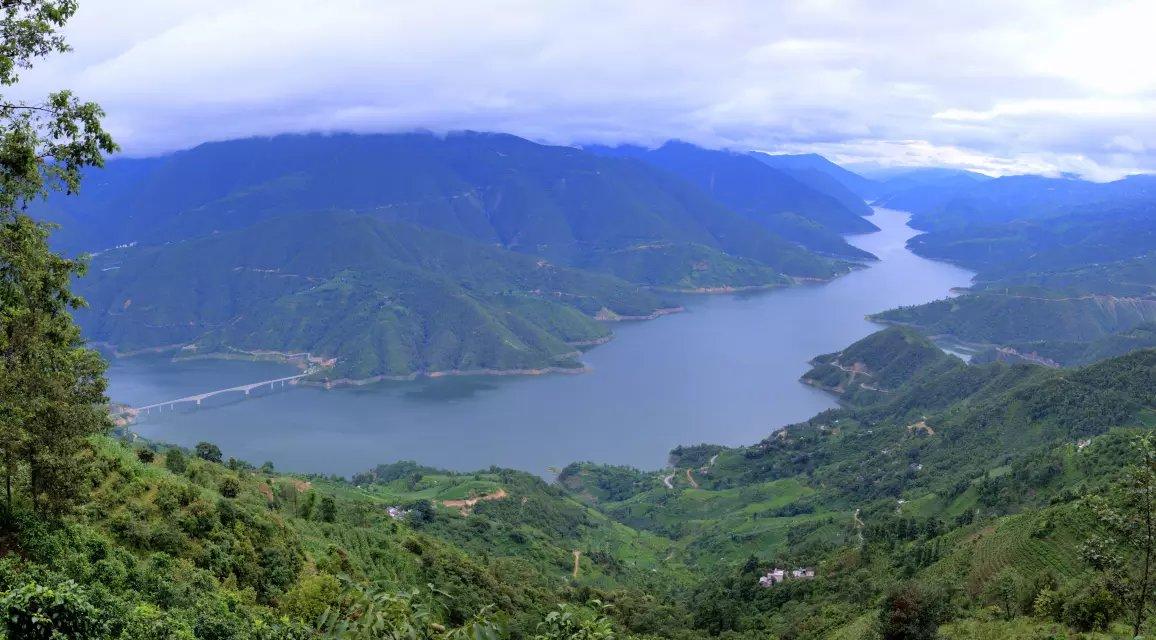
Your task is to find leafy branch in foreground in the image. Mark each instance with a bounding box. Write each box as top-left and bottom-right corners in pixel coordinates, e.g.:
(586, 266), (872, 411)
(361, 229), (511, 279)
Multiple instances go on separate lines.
(1083, 433), (1156, 637)
(318, 579), (501, 640)
(0, 0), (116, 517)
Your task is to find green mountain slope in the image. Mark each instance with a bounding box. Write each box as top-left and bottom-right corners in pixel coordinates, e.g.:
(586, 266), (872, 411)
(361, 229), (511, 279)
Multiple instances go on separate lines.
(76, 213), (680, 380)
(750, 151), (880, 208)
(562, 332), (1156, 637)
(878, 204), (1156, 362)
(587, 142), (879, 261)
(39, 132), (849, 284)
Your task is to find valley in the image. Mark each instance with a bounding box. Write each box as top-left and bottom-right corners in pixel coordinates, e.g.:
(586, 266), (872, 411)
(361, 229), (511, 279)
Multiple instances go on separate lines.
(107, 208), (973, 476)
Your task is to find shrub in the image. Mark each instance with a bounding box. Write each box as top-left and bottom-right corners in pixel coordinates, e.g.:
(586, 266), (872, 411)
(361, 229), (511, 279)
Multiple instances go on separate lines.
(218, 476), (241, 499)
(279, 573), (341, 623)
(1061, 579), (1121, 632)
(194, 442), (222, 464)
(165, 450), (187, 475)
(0, 580), (103, 639)
(136, 448), (156, 464)
(876, 582), (951, 640)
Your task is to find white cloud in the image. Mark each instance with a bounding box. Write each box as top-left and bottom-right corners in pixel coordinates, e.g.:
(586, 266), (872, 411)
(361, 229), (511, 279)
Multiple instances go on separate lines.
(14, 0), (1156, 180)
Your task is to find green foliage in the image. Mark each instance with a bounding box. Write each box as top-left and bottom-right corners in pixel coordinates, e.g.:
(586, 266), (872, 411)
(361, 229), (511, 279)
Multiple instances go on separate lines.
(1082, 433), (1156, 636)
(77, 212), (677, 379)
(876, 582), (952, 640)
(218, 475), (240, 498)
(317, 582), (500, 640)
(0, 0), (115, 518)
(532, 602), (615, 640)
(164, 448), (187, 475)
(195, 442), (222, 464)
(1059, 579), (1122, 632)
(279, 573), (341, 626)
(0, 579), (102, 639)
(981, 567), (1023, 620)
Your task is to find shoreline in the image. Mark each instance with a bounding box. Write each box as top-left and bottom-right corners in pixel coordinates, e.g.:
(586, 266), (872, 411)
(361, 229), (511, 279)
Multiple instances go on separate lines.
(98, 249), (877, 396)
(304, 363), (591, 388)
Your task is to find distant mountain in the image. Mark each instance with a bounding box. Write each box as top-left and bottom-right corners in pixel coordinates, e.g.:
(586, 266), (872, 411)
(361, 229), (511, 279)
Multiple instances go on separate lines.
(751, 151), (880, 204)
(40, 132), (849, 285)
(585, 142), (879, 260)
(875, 200), (1156, 362)
(881, 172), (1156, 231)
(908, 200), (1156, 278)
(77, 212), (680, 380)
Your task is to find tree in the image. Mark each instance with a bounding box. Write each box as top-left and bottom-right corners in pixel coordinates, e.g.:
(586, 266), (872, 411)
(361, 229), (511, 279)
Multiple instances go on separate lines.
(1083, 433), (1156, 637)
(219, 475), (240, 499)
(0, 0), (116, 516)
(195, 441), (223, 464)
(983, 567), (1023, 620)
(318, 495), (336, 523)
(876, 582), (950, 640)
(164, 449), (187, 475)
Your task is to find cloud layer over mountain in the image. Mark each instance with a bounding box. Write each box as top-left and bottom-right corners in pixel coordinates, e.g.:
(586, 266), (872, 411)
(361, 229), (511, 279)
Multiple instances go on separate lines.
(21, 0), (1156, 180)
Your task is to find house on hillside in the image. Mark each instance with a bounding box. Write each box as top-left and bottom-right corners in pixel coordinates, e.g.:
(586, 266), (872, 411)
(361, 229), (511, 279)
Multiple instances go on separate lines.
(758, 569), (786, 586)
(758, 567), (815, 587)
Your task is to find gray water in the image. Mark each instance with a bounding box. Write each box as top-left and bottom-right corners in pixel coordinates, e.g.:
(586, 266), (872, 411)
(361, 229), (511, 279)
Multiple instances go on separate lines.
(106, 209), (974, 476)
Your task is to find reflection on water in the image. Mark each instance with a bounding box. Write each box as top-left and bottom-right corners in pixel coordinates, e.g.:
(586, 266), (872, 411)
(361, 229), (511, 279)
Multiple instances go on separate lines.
(106, 209), (974, 476)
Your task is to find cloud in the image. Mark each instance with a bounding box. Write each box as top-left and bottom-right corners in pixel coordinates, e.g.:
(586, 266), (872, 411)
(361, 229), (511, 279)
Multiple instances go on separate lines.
(15, 0), (1156, 180)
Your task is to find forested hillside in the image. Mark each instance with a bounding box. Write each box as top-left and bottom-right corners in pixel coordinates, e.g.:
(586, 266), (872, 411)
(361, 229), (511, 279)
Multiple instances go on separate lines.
(875, 195), (1156, 363)
(76, 213), (688, 379)
(562, 331), (1156, 638)
(10, 328), (1156, 639)
(40, 133), (852, 285)
(49, 132), (880, 378)
(587, 142), (879, 260)
(879, 173), (1156, 232)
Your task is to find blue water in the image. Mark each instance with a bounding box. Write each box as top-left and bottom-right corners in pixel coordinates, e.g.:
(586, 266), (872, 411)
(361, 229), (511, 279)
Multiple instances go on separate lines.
(106, 209), (974, 476)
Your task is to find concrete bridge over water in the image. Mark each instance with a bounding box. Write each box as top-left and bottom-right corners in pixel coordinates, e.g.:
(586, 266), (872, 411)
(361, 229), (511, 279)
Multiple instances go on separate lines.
(132, 371), (313, 415)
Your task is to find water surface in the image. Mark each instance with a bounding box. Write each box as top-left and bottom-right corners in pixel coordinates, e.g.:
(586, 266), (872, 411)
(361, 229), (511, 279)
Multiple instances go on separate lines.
(107, 209), (974, 475)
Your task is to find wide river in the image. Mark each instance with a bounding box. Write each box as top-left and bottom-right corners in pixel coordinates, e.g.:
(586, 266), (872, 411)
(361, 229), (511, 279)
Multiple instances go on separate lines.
(107, 208), (973, 476)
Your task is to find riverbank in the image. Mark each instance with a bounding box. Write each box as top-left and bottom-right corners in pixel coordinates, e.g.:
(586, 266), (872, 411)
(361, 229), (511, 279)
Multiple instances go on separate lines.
(107, 208), (978, 477)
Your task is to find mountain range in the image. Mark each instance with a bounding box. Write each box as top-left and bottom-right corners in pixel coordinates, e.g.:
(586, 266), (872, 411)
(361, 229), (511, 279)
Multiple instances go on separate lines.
(53, 132), (878, 378)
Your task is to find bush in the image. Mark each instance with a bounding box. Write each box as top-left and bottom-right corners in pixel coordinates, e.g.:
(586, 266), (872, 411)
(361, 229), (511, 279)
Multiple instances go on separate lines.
(165, 450), (187, 475)
(136, 448), (156, 464)
(218, 476), (241, 499)
(195, 442), (222, 464)
(876, 582), (951, 640)
(1033, 589), (1063, 621)
(0, 580), (103, 639)
(1061, 579), (1121, 632)
(279, 574), (341, 623)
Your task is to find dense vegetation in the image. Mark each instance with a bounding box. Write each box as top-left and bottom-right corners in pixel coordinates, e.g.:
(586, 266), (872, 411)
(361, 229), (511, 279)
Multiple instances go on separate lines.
(51, 130), (878, 379)
(876, 194), (1156, 364)
(563, 330), (1156, 638)
(76, 212), (686, 379)
(7, 3), (1156, 638)
(586, 142), (878, 260)
(38, 133), (853, 286)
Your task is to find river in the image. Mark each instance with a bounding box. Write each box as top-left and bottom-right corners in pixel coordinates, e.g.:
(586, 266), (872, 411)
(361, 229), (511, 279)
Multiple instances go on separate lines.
(106, 208), (974, 476)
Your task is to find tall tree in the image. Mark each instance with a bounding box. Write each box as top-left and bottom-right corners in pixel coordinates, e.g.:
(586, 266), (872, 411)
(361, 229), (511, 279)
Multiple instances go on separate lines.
(1084, 434), (1156, 638)
(0, 0), (116, 515)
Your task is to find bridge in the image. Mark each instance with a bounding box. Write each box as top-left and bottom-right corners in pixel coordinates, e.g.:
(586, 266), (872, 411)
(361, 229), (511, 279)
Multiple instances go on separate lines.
(132, 371), (313, 415)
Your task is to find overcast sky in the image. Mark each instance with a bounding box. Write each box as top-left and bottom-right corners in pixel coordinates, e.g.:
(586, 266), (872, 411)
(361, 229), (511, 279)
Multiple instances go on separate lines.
(18, 0), (1156, 180)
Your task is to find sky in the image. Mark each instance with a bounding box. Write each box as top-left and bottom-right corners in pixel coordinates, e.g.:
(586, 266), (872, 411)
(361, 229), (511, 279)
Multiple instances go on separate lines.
(16, 0), (1156, 180)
